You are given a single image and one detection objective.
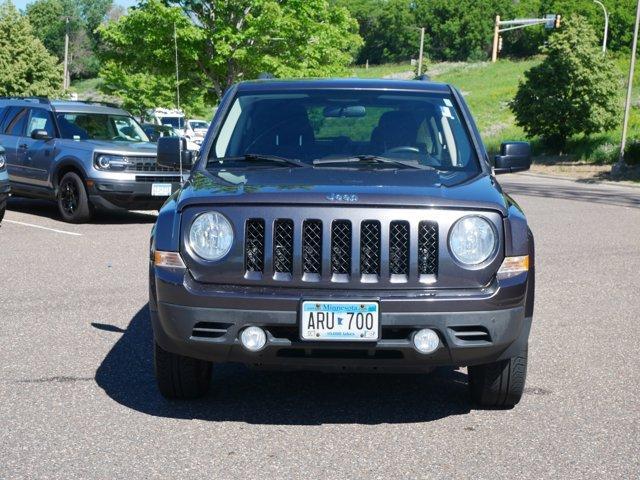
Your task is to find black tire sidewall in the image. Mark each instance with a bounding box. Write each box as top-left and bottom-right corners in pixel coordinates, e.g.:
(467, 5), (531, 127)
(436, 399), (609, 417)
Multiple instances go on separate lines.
(57, 172), (92, 223)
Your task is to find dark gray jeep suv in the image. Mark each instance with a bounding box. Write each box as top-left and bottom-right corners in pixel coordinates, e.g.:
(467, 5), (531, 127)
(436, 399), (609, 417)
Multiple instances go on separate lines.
(0, 98), (186, 223)
(149, 79), (535, 408)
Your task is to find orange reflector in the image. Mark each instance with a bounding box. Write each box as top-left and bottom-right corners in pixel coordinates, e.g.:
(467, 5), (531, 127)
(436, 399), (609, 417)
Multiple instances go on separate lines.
(497, 255), (529, 279)
(86, 180), (94, 187)
(154, 250), (186, 268)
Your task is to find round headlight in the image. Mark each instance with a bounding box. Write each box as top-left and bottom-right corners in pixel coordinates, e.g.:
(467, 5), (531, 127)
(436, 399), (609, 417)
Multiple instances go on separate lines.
(449, 216), (497, 265)
(189, 211), (234, 261)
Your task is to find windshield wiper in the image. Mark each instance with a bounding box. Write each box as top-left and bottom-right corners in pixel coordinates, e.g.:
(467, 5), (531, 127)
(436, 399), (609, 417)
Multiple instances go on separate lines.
(207, 154), (308, 168)
(313, 155), (435, 171)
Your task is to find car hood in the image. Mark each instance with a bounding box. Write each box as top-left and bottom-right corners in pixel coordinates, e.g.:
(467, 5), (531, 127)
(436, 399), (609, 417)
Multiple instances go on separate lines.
(174, 167), (511, 215)
(61, 139), (158, 156)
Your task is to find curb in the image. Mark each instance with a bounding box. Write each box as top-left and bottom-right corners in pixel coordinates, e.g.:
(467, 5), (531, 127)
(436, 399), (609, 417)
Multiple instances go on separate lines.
(516, 171), (640, 190)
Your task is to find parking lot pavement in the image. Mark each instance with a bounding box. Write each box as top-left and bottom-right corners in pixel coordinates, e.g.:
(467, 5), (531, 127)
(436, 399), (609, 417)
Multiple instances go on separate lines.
(1, 174), (639, 479)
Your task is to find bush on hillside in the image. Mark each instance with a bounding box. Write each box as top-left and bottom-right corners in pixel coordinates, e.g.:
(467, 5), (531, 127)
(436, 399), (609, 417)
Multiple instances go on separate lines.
(511, 15), (618, 151)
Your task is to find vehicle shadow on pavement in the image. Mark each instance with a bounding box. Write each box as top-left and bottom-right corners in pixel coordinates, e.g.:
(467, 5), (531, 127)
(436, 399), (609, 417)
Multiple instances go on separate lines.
(95, 305), (472, 425)
(501, 180), (640, 209)
(7, 197), (157, 224)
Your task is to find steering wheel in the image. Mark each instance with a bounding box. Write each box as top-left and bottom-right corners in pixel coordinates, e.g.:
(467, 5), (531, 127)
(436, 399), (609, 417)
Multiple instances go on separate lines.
(386, 146), (420, 154)
(111, 135), (127, 141)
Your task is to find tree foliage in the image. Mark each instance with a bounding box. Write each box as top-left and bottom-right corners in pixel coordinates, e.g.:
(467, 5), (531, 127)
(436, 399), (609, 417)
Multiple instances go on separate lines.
(26, 0), (112, 79)
(333, 0), (418, 65)
(511, 16), (618, 149)
(0, 1), (62, 97)
(98, 0), (362, 114)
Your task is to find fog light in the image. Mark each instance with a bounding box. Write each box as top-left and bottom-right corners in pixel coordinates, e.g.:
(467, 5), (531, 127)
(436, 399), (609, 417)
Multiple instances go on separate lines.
(240, 326), (267, 352)
(413, 328), (439, 354)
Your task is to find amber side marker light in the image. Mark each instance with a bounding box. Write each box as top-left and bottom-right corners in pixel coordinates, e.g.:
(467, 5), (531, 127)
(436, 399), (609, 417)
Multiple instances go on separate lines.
(497, 255), (529, 279)
(154, 250), (186, 268)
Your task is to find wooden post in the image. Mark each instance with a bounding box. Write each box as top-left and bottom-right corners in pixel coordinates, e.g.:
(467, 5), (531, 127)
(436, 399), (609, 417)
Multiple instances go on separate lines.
(491, 15), (500, 63)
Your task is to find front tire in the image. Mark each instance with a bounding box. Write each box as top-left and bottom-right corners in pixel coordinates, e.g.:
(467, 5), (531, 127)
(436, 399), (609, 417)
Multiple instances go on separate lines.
(154, 341), (212, 399)
(57, 172), (92, 223)
(0, 196), (6, 224)
(468, 347), (528, 408)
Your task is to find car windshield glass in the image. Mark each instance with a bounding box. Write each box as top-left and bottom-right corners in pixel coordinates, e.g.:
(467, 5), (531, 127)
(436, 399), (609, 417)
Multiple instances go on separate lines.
(57, 113), (149, 142)
(190, 121), (208, 129)
(160, 116), (184, 129)
(210, 89), (481, 179)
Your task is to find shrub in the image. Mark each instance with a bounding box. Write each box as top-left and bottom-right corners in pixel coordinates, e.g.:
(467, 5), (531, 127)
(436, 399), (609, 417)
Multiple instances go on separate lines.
(510, 15), (618, 151)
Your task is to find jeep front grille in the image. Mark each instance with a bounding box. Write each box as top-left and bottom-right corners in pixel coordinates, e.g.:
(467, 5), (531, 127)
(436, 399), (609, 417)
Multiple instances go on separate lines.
(242, 217), (438, 284)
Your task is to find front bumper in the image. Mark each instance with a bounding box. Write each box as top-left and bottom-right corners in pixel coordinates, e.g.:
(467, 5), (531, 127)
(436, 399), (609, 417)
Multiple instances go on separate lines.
(88, 178), (182, 210)
(151, 267), (532, 371)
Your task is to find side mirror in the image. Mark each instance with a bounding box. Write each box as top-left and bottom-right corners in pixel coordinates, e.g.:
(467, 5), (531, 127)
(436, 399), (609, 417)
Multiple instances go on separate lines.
(31, 129), (52, 141)
(494, 141), (531, 174)
(157, 136), (193, 170)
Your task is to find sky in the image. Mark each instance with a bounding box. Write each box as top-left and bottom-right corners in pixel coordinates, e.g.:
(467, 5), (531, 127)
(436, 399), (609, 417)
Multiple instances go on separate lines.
(14, 0), (138, 10)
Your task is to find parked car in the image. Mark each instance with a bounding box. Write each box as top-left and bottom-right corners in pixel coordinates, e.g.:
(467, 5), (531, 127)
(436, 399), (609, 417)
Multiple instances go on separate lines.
(184, 119), (209, 145)
(149, 78), (535, 408)
(148, 107), (185, 135)
(0, 145), (9, 223)
(0, 98), (186, 223)
(142, 123), (178, 143)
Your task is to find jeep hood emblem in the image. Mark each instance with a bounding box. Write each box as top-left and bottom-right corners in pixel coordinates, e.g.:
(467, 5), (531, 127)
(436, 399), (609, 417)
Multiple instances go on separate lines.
(326, 193), (359, 202)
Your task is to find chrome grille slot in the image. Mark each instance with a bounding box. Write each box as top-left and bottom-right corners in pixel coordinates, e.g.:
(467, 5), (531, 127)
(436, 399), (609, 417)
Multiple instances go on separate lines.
(389, 221), (410, 281)
(302, 220), (322, 280)
(418, 221), (438, 281)
(245, 219), (265, 276)
(360, 220), (381, 280)
(273, 219), (294, 278)
(331, 220), (352, 280)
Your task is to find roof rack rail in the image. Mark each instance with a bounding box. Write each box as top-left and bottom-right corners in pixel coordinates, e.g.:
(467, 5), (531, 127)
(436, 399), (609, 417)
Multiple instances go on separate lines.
(0, 96), (51, 105)
(73, 99), (120, 108)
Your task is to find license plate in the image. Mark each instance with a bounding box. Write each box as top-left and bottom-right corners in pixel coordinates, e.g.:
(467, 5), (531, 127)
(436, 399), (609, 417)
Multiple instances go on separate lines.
(151, 183), (172, 196)
(300, 301), (379, 341)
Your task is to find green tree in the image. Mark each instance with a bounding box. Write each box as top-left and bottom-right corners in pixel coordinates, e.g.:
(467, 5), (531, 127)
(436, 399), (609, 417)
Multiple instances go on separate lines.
(511, 16), (618, 150)
(0, 1), (62, 97)
(414, 0), (514, 61)
(98, 0), (362, 108)
(334, 0), (418, 65)
(26, 0), (111, 79)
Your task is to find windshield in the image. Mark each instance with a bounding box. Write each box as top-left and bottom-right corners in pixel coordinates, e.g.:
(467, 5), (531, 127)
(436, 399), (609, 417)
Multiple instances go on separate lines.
(57, 113), (149, 142)
(189, 121), (208, 129)
(159, 116), (184, 129)
(210, 89), (481, 178)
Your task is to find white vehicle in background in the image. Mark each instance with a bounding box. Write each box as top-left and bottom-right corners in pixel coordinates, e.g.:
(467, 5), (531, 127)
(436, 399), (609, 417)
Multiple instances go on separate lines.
(149, 108), (186, 136)
(184, 119), (209, 145)
(148, 107), (200, 152)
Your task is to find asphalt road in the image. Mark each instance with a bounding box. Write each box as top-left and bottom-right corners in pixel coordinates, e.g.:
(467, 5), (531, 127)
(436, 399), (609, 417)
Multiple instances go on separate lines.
(0, 173), (639, 479)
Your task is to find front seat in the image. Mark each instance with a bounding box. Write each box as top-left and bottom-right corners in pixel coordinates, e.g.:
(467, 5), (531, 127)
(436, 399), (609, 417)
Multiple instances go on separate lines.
(370, 110), (419, 153)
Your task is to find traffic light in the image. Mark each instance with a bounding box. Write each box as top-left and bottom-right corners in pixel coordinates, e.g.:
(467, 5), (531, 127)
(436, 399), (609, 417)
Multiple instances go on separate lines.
(555, 14), (561, 29)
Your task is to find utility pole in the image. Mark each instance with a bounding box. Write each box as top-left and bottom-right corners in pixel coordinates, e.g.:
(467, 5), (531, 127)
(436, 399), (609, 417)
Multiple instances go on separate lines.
(417, 27), (425, 76)
(593, 0), (609, 54)
(63, 17), (69, 90)
(615, 0), (640, 173)
(492, 15), (500, 63)
(173, 22), (180, 112)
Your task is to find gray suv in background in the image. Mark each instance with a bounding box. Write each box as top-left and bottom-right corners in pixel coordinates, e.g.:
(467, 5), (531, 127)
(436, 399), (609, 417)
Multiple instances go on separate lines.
(0, 98), (186, 223)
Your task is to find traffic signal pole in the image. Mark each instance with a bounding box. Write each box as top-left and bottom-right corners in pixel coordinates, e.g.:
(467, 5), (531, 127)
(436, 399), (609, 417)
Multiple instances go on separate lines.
(492, 15), (561, 62)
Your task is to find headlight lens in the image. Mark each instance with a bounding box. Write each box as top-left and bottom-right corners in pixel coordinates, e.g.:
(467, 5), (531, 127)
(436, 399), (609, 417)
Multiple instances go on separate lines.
(0, 154), (5, 169)
(449, 216), (497, 265)
(95, 154), (129, 170)
(189, 211), (234, 261)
